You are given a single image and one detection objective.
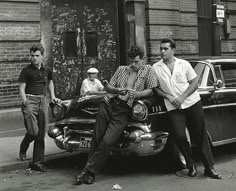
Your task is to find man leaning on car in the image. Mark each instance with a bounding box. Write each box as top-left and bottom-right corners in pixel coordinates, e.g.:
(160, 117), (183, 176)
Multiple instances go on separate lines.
(152, 38), (221, 179)
(75, 45), (158, 185)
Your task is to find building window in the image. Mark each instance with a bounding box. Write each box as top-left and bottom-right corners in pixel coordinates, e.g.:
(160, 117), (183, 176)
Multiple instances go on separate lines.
(64, 31), (77, 58)
(86, 32), (98, 57)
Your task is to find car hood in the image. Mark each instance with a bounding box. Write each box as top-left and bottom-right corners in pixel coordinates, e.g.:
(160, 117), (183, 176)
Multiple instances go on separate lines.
(65, 94), (166, 115)
(54, 94), (166, 128)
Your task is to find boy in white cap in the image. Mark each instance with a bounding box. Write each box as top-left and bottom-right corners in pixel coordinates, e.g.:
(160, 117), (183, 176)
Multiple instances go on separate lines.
(80, 68), (105, 96)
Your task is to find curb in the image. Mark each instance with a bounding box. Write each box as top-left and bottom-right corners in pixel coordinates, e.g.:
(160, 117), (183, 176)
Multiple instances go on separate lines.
(0, 160), (30, 173)
(0, 151), (69, 173)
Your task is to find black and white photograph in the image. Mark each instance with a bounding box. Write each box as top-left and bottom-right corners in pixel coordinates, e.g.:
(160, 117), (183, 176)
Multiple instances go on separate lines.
(0, 0), (236, 190)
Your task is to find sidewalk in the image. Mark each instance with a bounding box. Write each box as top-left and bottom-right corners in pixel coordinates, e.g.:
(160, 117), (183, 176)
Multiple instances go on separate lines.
(0, 134), (68, 173)
(0, 108), (69, 173)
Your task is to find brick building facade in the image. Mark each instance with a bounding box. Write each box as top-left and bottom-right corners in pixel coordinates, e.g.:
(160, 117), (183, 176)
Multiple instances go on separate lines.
(0, 0), (41, 109)
(145, 0), (236, 62)
(0, 0), (236, 109)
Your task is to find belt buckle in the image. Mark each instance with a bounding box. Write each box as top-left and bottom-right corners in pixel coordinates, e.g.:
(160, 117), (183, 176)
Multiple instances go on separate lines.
(26, 94), (44, 98)
(115, 97), (125, 105)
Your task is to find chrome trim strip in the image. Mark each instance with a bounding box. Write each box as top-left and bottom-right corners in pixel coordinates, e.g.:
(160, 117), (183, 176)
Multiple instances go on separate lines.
(198, 88), (236, 94)
(149, 111), (167, 116)
(203, 103), (236, 109)
(199, 91), (213, 95)
(212, 137), (236, 146)
(215, 89), (236, 93)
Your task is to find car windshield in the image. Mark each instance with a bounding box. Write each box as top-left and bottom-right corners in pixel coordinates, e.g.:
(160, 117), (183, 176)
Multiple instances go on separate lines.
(190, 62), (214, 87)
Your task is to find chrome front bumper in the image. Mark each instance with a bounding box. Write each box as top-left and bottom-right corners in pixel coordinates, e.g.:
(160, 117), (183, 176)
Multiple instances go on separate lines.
(52, 131), (168, 156)
(111, 131), (169, 156)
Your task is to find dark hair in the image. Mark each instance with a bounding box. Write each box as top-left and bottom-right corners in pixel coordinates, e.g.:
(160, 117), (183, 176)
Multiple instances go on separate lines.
(127, 45), (144, 59)
(160, 38), (176, 49)
(30, 44), (44, 55)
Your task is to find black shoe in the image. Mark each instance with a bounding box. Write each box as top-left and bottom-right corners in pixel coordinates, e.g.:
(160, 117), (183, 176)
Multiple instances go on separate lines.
(30, 163), (47, 172)
(84, 172), (95, 185)
(75, 172), (87, 185)
(188, 165), (197, 177)
(204, 167), (221, 179)
(19, 151), (26, 161)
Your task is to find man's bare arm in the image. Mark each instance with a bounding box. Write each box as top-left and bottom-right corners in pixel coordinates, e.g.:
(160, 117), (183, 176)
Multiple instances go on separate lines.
(175, 77), (198, 106)
(103, 80), (127, 95)
(128, 88), (153, 99)
(19, 83), (26, 104)
(48, 80), (61, 103)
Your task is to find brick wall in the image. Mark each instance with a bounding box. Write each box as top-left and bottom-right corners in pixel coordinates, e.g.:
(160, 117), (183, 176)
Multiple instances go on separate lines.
(145, 0), (198, 64)
(145, 0), (236, 63)
(221, 0), (236, 56)
(0, 0), (41, 109)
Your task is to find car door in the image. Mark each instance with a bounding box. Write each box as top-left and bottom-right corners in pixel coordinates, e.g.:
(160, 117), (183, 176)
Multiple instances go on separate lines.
(191, 61), (221, 143)
(214, 61), (236, 143)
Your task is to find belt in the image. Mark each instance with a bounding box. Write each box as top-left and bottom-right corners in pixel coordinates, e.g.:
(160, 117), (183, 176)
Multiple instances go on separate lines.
(111, 96), (128, 105)
(26, 94), (45, 98)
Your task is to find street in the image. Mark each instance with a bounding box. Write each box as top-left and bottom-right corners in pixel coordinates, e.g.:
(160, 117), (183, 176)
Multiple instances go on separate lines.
(1, 143), (236, 191)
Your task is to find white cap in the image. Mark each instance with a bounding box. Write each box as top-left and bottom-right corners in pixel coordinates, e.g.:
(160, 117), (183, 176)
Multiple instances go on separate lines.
(87, 68), (98, 74)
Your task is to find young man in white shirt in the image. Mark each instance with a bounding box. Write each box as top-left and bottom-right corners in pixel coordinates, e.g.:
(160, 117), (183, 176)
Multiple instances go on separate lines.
(153, 38), (221, 179)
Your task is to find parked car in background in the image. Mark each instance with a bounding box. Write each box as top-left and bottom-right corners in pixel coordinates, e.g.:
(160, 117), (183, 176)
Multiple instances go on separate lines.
(188, 57), (236, 146)
(48, 57), (236, 167)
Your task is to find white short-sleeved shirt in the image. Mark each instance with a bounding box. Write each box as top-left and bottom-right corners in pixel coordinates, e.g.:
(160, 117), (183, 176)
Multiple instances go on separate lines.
(80, 78), (104, 96)
(153, 57), (200, 111)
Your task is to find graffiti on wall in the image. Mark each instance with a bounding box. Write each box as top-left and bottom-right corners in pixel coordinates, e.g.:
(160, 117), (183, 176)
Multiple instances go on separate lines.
(51, 0), (118, 99)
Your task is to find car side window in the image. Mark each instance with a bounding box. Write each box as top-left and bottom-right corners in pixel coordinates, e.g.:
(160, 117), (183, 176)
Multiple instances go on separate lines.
(219, 63), (236, 88)
(214, 65), (223, 80)
(207, 68), (214, 86)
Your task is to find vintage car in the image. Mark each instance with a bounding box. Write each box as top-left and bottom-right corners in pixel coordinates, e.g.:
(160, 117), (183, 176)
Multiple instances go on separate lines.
(48, 94), (170, 156)
(189, 57), (236, 146)
(48, 57), (236, 159)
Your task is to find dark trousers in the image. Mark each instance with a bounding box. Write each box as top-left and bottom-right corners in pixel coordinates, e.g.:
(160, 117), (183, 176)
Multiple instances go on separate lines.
(168, 100), (214, 169)
(20, 96), (48, 164)
(84, 97), (131, 174)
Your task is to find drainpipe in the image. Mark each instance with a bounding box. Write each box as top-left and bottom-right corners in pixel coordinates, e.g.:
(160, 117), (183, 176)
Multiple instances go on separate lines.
(126, 0), (146, 56)
(212, 0), (221, 56)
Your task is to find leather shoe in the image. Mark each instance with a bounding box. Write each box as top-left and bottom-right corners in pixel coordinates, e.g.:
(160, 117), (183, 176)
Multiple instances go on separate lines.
(30, 163), (47, 172)
(19, 151), (26, 161)
(204, 167), (221, 179)
(75, 172), (87, 185)
(84, 172), (95, 185)
(188, 165), (197, 177)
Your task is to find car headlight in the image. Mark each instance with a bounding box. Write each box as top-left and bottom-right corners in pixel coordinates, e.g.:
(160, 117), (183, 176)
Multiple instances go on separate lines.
(52, 104), (65, 120)
(132, 101), (148, 121)
(48, 127), (63, 138)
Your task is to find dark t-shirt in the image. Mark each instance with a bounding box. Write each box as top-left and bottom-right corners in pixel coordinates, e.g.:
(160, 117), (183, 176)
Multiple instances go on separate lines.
(18, 63), (53, 95)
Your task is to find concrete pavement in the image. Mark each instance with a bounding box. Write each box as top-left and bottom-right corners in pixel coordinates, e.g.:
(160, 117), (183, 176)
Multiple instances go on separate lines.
(0, 107), (69, 173)
(0, 132), (69, 173)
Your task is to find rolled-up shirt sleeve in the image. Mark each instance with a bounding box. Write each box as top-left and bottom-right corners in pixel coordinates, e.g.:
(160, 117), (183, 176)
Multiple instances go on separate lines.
(109, 66), (122, 87)
(18, 68), (27, 83)
(145, 66), (158, 89)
